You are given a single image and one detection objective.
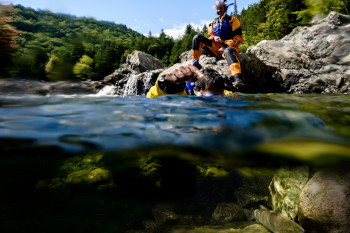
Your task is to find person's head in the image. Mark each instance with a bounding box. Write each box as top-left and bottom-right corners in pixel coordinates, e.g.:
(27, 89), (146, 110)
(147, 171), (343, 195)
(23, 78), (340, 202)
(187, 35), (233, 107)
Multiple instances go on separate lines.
(214, 0), (227, 17)
(194, 68), (224, 96)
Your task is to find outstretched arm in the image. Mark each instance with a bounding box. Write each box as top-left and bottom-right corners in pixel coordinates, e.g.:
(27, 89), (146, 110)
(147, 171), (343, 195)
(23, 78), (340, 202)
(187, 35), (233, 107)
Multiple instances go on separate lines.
(146, 65), (204, 98)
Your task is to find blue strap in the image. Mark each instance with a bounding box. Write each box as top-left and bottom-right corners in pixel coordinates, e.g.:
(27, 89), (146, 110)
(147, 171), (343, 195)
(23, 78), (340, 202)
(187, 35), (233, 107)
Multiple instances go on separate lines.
(185, 81), (195, 95)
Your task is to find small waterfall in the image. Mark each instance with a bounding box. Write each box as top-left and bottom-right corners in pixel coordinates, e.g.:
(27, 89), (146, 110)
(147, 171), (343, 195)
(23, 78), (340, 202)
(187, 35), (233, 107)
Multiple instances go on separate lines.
(123, 74), (140, 96)
(95, 85), (116, 96)
(143, 72), (155, 92)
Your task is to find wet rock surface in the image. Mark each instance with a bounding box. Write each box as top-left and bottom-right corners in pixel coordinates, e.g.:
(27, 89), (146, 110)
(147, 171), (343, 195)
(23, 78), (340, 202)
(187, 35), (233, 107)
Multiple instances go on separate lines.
(298, 169), (350, 233)
(0, 79), (101, 95)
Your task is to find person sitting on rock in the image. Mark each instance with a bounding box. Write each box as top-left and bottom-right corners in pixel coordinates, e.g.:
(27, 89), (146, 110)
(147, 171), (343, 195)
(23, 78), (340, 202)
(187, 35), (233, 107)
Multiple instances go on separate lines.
(191, 0), (244, 89)
(146, 65), (232, 98)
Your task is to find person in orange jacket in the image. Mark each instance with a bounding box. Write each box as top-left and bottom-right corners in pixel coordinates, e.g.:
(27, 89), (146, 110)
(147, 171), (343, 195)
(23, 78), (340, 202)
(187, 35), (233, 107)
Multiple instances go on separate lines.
(191, 0), (244, 89)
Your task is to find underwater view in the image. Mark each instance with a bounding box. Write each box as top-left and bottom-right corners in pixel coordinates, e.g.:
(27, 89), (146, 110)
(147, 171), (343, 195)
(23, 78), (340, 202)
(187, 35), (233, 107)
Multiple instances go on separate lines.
(0, 93), (349, 233)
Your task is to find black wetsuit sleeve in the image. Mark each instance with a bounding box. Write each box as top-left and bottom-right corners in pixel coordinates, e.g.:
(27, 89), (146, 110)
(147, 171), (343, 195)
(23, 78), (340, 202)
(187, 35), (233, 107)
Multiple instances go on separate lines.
(158, 76), (186, 94)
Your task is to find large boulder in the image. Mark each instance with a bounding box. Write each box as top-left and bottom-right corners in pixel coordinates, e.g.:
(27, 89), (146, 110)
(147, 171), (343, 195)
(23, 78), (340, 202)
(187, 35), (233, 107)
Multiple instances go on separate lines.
(298, 169), (350, 233)
(124, 50), (164, 74)
(248, 12), (350, 94)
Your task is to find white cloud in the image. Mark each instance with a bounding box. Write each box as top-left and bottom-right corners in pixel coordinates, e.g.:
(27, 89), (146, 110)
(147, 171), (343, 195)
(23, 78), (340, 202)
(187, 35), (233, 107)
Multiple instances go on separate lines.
(144, 19), (212, 38)
(162, 20), (211, 39)
(159, 18), (164, 23)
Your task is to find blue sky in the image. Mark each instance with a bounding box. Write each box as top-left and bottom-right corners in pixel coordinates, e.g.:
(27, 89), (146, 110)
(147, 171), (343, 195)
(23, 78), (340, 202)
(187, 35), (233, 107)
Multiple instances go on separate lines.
(10, 0), (259, 39)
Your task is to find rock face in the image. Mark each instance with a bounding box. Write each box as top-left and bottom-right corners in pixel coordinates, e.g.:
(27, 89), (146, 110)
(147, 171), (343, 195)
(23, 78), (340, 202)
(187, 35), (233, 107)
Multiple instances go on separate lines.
(248, 12), (350, 94)
(298, 169), (350, 233)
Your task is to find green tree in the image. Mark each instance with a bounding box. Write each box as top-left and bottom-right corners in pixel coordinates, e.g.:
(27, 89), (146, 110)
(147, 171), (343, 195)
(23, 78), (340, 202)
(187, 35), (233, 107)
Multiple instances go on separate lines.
(45, 47), (74, 80)
(303, 0), (349, 17)
(168, 24), (199, 65)
(94, 39), (119, 79)
(201, 25), (209, 37)
(73, 55), (94, 80)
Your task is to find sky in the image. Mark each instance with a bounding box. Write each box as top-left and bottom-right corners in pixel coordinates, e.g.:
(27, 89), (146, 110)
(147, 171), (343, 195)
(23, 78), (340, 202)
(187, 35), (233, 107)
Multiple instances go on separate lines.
(9, 0), (259, 39)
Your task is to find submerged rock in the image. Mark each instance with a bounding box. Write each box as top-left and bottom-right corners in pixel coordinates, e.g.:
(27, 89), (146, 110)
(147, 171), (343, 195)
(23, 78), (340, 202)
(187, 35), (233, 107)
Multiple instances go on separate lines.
(269, 166), (309, 220)
(211, 202), (245, 224)
(151, 223), (271, 233)
(298, 169), (350, 233)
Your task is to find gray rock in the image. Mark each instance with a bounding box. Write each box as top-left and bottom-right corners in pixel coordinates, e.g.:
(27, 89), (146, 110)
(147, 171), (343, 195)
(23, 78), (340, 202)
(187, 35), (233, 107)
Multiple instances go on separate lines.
(125, 50), (164, 73)
(248, 12), (350, 94)
(298, 169), (350, 233)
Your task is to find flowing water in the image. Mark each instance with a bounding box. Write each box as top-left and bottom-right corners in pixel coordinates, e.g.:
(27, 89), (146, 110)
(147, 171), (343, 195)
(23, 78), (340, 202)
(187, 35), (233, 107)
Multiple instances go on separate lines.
(0, 93), (349, 232)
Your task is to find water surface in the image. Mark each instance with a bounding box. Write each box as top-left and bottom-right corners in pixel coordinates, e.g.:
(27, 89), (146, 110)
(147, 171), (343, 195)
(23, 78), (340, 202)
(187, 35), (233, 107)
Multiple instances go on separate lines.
(0, 93), (349, 165)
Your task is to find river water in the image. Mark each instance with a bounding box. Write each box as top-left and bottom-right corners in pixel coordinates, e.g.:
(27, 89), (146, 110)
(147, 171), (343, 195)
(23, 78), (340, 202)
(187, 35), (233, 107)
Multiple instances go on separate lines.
(0, 93), (349, 232)
(1, 93), (349, 163)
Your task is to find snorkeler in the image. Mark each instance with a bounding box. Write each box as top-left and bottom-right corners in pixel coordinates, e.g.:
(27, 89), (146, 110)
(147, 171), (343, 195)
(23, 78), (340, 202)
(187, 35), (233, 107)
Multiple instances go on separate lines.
(146, 65), (232, 98)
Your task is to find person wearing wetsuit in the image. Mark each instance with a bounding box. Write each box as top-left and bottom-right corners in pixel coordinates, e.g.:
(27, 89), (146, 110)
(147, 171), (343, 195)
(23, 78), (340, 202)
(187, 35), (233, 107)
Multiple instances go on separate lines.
(191, 0), (244, 89)
(146, 65), (232, 98)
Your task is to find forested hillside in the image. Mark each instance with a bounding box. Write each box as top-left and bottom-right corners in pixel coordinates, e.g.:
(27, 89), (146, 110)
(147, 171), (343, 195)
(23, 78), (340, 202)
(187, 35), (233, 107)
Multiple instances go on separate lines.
(1, 1), (349, 81)
(7, 5), (164, 80)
